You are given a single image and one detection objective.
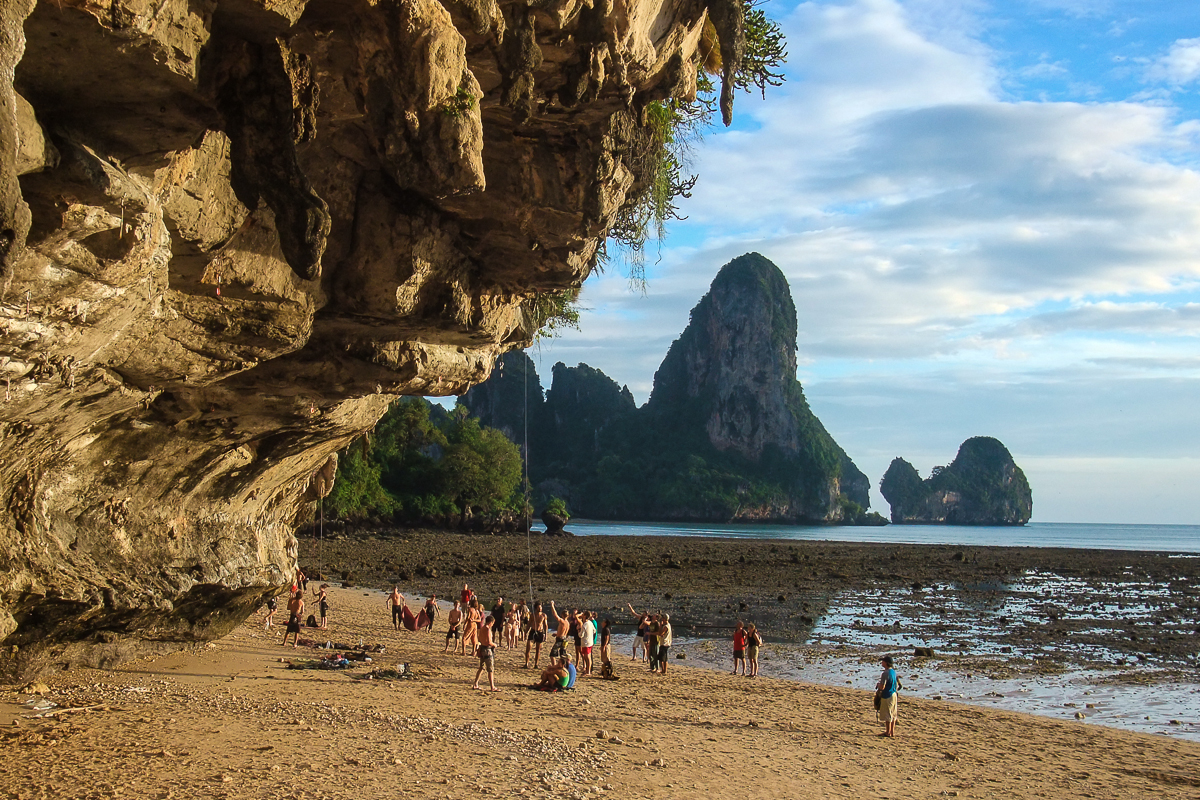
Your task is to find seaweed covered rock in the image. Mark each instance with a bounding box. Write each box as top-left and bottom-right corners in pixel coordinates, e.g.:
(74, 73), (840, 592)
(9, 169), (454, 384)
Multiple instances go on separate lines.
(881, 437), (1033, 525)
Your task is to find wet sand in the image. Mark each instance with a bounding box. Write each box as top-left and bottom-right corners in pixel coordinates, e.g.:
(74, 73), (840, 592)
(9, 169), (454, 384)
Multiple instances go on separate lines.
(3, 586), (1199, 800)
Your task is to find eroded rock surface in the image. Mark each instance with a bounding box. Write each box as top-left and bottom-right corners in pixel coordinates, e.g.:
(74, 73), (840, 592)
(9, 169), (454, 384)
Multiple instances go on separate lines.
(0, 0), (741, 680)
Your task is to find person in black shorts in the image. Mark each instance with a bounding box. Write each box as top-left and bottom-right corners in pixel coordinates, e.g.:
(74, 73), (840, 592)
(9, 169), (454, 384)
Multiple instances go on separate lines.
(525, 602), (547, 668)
(387, 587), (403, 630)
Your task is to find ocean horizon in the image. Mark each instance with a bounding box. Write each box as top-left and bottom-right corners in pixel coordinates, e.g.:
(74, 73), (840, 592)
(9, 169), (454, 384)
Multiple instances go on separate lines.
(540, 519), (1200, 554)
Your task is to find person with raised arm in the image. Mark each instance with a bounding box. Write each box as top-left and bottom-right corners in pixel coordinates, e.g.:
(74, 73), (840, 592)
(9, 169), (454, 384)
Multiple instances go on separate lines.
(548, 600), (570, 662)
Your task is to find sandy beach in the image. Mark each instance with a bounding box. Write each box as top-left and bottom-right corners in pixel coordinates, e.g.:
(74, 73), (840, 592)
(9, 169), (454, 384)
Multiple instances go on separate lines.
(2, 585), (1197, 800)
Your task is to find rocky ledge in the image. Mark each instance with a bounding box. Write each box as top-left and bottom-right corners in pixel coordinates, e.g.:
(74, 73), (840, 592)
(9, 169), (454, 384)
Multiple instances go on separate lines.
(0, 0), (745, 680)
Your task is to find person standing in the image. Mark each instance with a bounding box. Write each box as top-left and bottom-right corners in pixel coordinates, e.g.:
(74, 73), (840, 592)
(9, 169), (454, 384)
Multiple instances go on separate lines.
(423, 595), (440, 632)
(875, 655), (899, 738)
(472, 613), (500, 692)
(313, 584), (330, 629)
(387, 586), (404, 631)
(282, 591), (304, 648)
(462, 598), (482, 656)
(264, 595), (277, 629)
(745, 623), (762, 677)
(656, 613), (673, 674)
(490, 596), (505, 639)
(548, 601), (570, 662)
(580, 611), (596, 676)
(732, 620), (747, 675)
(443, 600), (463, 653)
(599, 618), (612, 667)
(525, 602), (548, 668)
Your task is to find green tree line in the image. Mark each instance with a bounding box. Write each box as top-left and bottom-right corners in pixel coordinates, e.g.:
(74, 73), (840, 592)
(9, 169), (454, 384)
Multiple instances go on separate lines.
(326, 398), (524, 524)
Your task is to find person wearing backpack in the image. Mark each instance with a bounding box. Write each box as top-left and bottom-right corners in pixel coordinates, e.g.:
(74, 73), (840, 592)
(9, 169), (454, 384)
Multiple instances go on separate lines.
(875, 655), (899, 738)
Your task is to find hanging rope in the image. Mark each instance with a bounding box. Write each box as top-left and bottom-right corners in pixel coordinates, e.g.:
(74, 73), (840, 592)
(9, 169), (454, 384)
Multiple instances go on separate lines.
(523, 352), (532, 604)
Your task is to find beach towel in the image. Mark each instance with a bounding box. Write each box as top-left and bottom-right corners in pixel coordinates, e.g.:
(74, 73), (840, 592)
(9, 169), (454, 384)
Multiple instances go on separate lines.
(401, 605), (418, 631)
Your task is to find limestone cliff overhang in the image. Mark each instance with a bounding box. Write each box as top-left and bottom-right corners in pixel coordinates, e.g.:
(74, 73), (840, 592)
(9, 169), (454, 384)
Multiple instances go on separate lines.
(0, 0), (743, 680)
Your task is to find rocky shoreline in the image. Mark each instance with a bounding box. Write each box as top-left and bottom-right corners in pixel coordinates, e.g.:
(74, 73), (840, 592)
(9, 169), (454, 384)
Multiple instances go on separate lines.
(297, 528), (1200, 671)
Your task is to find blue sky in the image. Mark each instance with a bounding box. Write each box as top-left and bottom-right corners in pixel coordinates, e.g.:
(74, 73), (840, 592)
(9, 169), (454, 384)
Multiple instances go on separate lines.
(527, 0), (1200, 524)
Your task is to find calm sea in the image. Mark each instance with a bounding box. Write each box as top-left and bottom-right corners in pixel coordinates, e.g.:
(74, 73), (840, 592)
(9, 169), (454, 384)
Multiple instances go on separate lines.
(548, 520), (1200, 553)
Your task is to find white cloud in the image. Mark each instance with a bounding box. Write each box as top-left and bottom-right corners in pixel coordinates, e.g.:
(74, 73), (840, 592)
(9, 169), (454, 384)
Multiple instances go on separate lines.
(540, 1), (1200, 522)
(1147, 37), (1200, 86)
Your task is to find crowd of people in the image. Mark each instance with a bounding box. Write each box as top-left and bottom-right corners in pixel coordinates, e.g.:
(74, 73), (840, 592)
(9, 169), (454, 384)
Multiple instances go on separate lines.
(265, 576), (901, 735)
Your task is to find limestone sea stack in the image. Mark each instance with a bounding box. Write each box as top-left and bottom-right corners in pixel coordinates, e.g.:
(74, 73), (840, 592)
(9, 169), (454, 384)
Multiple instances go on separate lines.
(465, 252), (873, 523)
(0, 0), (747, 681)
(880, 437), (1033, 525)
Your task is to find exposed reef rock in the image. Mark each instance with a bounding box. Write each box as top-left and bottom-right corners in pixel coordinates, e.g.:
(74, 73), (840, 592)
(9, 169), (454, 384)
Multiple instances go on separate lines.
(464, 253), (872, 523)
(880, 437), (1033, 525)
(0, 0), (743, 680)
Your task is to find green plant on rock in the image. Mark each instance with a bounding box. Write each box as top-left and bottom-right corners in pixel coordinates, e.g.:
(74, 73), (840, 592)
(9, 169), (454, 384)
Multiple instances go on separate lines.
(543, 496), (570, 519)
(606, 0), (787, 284)
(442, 84), (476, 119)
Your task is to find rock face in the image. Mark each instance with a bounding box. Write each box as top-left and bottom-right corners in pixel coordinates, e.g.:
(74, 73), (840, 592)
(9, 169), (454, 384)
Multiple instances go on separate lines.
(0, 0), (744, 680)
(464, 252), (871, 522)
(645, 252), (870, 519)
(880, 437), (1033, 525)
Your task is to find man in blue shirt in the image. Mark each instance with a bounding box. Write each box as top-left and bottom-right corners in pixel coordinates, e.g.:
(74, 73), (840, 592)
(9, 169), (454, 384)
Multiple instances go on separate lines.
(875, 655), (899, 738)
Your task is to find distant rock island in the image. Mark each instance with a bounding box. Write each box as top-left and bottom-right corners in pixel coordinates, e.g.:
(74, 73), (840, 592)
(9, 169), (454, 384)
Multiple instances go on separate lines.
(464, 253), (880, 525)
(880, 437), (1032, 525)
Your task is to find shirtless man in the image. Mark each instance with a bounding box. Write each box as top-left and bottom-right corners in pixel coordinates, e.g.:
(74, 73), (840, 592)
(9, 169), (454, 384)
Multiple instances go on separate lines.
(548, 601), (571, 663)
(282, 592), (305, 647)
(524, 602), (548, 668)
(443, 600), (463, 653)
(471, 613), (500, 691)
(387, 587), (404, 631)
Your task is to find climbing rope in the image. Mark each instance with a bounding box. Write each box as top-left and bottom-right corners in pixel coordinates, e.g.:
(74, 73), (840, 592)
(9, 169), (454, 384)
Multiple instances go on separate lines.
(524, 354), (534, 602)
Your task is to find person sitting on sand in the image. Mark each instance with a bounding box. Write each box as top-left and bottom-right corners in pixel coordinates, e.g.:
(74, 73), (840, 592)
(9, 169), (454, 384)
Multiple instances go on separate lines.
(264, 595), (277, 629)
(732, 620), (747, 675)
(443, 600), (463, 653)
(532, 657), (570, 691)
(472, 612), (500, 692)
(282, 592), (304, 648)
(656, 613), (673, 674)
(525, 602), (547, 668)
(875, 655), (899, 738)
(548, 601), (570, 662)
(387, 586), (404, 631)
(746, 623), (762, 677)
(313, 583), (330, 629)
